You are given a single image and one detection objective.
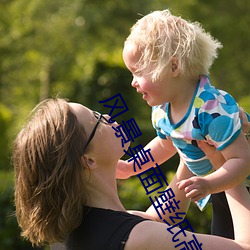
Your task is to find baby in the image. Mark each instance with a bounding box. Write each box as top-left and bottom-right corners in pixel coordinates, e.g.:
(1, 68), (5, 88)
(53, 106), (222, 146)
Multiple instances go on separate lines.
(118, 9), (250, 237)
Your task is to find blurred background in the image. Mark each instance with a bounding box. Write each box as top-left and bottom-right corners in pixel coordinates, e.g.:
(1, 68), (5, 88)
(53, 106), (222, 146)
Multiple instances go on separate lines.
(0, 0), (249, 249)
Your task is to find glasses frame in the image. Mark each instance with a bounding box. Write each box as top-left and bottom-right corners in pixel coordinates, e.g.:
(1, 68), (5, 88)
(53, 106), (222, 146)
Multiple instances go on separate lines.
(83, 111), (110, 152)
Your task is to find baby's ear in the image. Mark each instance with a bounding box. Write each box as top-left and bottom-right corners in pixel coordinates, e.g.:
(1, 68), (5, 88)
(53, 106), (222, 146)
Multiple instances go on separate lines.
(171, 57), (180, 76)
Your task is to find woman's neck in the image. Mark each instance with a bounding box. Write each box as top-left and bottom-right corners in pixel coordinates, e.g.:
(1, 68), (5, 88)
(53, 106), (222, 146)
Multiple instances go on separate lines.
(84, 164), (126, 212)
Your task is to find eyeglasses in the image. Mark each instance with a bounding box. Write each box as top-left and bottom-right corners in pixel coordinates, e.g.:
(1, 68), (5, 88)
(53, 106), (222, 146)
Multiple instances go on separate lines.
(84, 111), (110, 151)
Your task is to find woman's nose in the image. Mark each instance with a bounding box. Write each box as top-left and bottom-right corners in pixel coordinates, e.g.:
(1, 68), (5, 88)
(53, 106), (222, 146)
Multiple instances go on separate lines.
(103, 114), (111, 121)
(103, 114), (115, 124)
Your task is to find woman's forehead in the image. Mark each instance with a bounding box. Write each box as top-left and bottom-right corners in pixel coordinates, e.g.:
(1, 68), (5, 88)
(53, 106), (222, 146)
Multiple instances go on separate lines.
(68, 102), (90, 114)
(68, 103), (93, 125)
(69, 102), (97, 130)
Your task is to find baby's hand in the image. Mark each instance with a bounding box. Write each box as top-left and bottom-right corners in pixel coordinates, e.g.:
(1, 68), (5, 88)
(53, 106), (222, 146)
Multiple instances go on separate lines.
(177, 176), (211, 202)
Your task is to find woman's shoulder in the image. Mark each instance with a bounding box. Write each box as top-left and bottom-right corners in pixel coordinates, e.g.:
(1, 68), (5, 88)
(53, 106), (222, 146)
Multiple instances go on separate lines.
(125, 220), (175, 250)
(66, 207), (149, 250)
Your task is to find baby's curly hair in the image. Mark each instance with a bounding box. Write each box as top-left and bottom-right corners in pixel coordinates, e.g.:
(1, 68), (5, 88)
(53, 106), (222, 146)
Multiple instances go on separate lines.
(125, 9), (222, 81)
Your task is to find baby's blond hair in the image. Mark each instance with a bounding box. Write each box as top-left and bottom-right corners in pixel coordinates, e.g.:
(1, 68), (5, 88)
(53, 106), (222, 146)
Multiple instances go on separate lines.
(125, 10), (222, 81)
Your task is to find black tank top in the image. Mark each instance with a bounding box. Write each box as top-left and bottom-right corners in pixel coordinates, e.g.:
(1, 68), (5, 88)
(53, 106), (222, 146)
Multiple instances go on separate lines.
(65, 206), (148, 250)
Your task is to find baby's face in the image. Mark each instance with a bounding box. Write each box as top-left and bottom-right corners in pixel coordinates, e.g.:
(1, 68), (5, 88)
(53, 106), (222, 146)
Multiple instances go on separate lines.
(123, 42), (174, 106)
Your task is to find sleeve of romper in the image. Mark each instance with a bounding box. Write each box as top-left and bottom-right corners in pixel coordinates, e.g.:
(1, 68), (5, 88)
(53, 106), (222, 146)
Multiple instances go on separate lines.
(197, 88), (241, 151)
(151, 105), (170, 140)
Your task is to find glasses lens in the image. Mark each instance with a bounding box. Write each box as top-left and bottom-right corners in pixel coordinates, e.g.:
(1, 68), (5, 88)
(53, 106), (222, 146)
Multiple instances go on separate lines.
(93, 111), (110, 124)
(93, 111), (101, 120)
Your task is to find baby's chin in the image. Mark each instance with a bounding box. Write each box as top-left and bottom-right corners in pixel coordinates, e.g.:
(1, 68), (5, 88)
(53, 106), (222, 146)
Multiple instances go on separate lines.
(145, 98), (164, 107)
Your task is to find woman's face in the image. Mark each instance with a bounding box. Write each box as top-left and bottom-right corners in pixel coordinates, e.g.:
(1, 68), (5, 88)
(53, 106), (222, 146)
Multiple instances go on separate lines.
(68, 103), (130, 161)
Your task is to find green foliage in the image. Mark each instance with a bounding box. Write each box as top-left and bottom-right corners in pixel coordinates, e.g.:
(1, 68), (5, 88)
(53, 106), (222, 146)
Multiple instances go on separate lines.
(0, 0), (249, 248)
(185, 1), (250, 100)
(118, 177), (151, 211)
(0, 105), (13, 170)
(1, 0), (249, 137)
(187, 203), (212, 234)
(239, 95), (250, 113)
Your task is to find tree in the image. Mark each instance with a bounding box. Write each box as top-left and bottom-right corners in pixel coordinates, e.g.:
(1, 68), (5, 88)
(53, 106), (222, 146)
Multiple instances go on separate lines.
(0, 1), (249, 248)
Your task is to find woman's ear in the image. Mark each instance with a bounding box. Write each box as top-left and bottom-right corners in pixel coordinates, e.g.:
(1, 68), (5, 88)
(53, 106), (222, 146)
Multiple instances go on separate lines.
(82, 155), (97, 169)
(170, 57), (180, 77)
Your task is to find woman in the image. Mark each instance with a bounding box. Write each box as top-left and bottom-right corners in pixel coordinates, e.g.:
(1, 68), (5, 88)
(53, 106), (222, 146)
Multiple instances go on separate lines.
(13, 98), (250, 249)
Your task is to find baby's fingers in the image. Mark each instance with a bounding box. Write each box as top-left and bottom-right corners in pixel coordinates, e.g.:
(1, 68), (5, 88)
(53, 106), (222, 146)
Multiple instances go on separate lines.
(185, 189), (201, 201)
(177, 179), (194, 190)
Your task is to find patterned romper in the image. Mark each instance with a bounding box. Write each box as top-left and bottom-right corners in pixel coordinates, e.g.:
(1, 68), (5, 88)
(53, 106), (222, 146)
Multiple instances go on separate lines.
(152, 75), (249, 209)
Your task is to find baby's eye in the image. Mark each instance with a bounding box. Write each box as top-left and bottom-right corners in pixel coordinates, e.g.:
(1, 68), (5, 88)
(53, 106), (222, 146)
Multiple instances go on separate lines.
(133, 71), (142, 77)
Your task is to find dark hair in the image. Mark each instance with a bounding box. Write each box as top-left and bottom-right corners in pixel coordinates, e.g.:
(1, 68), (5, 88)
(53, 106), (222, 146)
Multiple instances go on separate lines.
(13, 98), (88, 246)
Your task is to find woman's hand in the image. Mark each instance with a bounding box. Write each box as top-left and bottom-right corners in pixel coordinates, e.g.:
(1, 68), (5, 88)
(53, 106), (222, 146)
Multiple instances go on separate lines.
(239, 107), (250, 141)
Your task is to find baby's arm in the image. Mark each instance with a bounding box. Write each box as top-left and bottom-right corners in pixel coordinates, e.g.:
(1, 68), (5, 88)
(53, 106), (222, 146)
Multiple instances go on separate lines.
(178, 132), (250, 201)
(207, 132), (250, 190)
(116, 136), (177, 179)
